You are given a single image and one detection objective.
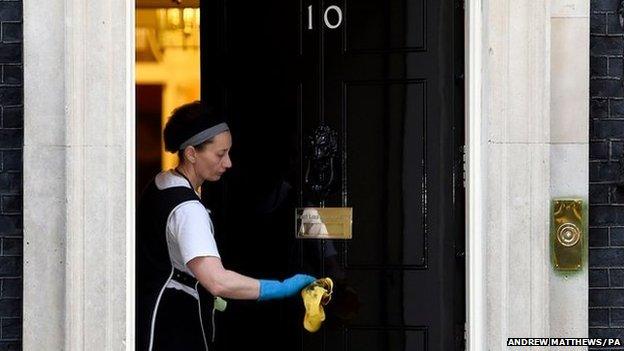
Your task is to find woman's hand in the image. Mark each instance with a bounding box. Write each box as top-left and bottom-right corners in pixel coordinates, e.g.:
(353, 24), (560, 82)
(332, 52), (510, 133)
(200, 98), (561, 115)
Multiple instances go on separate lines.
(258, 274), (317, 301)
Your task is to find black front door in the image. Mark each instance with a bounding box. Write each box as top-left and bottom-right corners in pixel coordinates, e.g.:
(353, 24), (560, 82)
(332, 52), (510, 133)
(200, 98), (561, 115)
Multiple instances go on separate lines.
(201, 1), (465, 350)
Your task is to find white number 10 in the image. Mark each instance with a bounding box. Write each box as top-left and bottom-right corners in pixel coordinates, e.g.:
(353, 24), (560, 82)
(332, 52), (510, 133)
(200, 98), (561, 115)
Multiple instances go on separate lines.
(307, 5), (343, 30)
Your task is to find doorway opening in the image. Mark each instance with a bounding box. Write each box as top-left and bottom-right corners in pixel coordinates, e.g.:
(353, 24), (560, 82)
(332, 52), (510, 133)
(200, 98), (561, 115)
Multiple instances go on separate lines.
(133, 0), (466, 349)
(135, 1), (201, 194)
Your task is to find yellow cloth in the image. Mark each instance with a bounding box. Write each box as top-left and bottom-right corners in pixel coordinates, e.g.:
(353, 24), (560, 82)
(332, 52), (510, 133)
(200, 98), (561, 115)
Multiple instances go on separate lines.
(301, 277), (333, 332)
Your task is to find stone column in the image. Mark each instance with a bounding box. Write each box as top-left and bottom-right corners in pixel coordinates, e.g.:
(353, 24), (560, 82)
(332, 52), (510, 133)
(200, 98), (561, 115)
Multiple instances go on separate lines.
(23, 0), (134, 349)
(483, 0), (552, 346)
(549, 0), (589, 342)
(479, 0), (589, 349)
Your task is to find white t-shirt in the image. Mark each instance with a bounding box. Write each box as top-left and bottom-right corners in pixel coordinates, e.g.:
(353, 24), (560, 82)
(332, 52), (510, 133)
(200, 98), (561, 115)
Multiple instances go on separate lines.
(155, 169), (221, 298)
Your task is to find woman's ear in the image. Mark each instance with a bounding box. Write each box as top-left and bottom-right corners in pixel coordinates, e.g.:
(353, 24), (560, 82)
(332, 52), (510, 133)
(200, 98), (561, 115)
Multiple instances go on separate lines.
(183, 146), (197, 164)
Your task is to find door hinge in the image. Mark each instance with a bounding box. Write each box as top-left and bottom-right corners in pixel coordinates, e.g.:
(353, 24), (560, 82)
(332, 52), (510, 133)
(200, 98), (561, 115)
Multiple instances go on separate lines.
(461, 145), (467, 188)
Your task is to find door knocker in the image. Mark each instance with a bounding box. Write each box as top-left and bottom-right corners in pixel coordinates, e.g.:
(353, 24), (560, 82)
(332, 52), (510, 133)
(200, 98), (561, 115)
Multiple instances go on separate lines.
(304, 124), (338, 203)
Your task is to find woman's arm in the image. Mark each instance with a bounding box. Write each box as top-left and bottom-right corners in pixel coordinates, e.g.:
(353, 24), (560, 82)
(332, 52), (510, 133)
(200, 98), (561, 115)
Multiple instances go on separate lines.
(187, 256), (260, 300)
(187, 256), (317, 301)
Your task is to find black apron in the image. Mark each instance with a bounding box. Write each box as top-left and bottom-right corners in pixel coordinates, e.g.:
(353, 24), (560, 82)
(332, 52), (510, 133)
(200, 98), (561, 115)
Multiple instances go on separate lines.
(136, 173), (216, 351)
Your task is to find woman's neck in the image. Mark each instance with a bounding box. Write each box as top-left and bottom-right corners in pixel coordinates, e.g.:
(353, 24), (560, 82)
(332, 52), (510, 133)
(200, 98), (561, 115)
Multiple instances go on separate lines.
(175, 163), (203, 192)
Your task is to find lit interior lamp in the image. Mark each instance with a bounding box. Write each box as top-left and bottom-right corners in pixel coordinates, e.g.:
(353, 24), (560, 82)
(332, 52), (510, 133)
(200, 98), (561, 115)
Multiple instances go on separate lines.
(155, 8), (200, 49)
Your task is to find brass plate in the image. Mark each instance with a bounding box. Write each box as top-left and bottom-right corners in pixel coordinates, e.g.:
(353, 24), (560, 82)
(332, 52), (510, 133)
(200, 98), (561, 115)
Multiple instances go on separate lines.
(296, 207), (353, 239)
(552, 199), (584, 271)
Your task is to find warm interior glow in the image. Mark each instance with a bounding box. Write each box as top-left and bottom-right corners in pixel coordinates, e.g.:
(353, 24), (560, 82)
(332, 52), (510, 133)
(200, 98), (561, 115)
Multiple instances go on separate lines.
(136, 8), (201, 171)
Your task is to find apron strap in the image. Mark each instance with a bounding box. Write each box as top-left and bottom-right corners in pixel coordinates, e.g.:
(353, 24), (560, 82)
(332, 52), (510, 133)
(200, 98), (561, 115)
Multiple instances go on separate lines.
(172, 268), (199, 289)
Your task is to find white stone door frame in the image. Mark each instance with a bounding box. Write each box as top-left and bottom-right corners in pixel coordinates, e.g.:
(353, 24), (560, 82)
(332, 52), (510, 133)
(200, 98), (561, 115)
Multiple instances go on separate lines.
(23, 0), (136, 349)
(466, 0), (589, 348)
(21, 0), (495, 349)
(465, 0), (485, 349)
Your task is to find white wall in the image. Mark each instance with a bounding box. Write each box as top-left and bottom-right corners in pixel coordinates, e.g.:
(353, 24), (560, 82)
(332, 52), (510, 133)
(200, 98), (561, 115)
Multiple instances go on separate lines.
(477, 0), (588, 349)
(23, 0), (135, 349)
(549, 0), (589, 341)
(482, 0), (552, 346)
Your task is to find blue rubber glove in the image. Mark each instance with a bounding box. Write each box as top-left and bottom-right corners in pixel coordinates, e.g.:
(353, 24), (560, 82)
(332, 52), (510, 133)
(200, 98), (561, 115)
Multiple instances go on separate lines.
(258, 274), (316, 301)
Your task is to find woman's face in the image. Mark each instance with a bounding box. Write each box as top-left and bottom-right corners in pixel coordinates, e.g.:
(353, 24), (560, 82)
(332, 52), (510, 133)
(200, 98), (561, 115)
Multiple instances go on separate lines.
(191, 131), (233, 181)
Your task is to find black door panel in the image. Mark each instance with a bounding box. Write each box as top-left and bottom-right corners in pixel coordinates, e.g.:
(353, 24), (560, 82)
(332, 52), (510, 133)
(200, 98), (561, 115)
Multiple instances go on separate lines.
(201, 1), (464, 350)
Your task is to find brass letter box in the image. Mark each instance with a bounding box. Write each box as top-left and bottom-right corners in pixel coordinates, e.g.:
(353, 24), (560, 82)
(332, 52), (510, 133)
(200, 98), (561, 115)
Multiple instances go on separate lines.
(551, 198), (585, 271)
(296, 207), (353, 239)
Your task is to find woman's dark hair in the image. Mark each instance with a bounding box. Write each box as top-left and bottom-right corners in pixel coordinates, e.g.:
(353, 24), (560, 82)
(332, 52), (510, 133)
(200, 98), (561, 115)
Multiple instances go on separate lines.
(163, 101), (215, 160)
